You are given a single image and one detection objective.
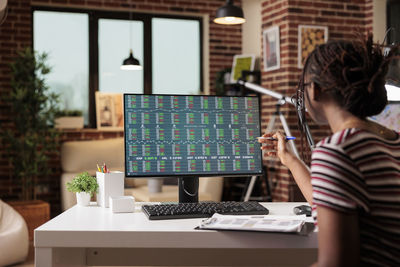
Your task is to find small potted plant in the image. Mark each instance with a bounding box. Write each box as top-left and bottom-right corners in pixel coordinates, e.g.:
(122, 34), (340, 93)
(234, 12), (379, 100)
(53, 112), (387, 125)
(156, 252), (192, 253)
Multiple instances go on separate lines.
(66, 172), (99, 206)
(55, 109), (84, 129)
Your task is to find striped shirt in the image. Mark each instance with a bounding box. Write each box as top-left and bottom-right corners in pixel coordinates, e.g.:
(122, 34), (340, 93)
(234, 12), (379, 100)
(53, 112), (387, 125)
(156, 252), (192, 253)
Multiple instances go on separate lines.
(311, 128), (400, 267)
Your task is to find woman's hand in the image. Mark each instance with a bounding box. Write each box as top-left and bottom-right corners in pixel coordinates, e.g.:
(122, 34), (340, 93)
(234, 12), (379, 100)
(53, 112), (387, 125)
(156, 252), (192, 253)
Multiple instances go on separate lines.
(259, 131), (313, 204)
(258, 131), (296, 167)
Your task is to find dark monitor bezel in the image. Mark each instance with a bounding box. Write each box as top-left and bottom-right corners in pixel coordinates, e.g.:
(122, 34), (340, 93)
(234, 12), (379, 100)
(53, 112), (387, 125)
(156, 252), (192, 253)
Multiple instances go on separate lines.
(123, 93), (264, 178)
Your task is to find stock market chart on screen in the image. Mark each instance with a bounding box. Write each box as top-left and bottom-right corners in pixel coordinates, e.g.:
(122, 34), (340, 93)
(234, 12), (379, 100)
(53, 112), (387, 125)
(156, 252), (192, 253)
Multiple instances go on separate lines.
(124, 94), (263, 177)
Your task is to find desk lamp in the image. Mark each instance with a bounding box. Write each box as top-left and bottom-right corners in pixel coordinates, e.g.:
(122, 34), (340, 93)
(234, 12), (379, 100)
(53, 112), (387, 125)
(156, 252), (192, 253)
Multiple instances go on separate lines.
(237, 74), (315, 152)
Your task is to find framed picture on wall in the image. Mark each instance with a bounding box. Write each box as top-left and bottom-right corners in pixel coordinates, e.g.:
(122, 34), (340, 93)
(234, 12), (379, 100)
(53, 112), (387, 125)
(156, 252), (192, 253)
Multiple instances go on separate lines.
(95, 92), (124, 130)
(298, 25), (328, 68)
(230, 54), (256, 83)
(263, 25), (280, 72)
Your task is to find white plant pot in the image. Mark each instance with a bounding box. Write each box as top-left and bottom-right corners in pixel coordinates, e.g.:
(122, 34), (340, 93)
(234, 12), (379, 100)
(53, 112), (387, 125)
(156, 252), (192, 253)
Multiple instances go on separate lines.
(55, 116), (84, 129)
(76, 192), (91, 206)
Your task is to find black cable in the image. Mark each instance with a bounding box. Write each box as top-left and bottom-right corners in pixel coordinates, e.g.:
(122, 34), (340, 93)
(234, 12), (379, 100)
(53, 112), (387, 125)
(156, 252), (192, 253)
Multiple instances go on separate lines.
(182, 180), (198, 197)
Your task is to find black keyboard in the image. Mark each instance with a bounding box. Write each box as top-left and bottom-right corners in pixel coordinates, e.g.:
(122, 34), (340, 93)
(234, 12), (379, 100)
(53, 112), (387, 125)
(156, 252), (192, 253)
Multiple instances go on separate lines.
(142, 201), (269, 220)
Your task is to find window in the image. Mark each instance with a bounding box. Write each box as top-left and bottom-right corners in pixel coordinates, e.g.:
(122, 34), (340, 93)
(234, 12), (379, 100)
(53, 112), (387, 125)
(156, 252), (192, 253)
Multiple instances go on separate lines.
(152, 18), (201, 95)
(33, 11), (89, 124)
(99, 19), (144, 93)
(33, 8), (202, 127)
(387, 0), (400, 44)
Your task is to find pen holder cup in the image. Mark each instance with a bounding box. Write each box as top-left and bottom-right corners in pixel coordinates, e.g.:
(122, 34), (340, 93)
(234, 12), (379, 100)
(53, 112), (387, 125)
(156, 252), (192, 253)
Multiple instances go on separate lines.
(96, 171), (124, 208)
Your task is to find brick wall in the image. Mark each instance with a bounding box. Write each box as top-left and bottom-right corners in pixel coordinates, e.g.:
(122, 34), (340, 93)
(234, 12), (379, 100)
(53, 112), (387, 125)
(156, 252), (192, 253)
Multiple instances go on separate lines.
(0, 0), (242, 216)
(260, 0), (373, 201)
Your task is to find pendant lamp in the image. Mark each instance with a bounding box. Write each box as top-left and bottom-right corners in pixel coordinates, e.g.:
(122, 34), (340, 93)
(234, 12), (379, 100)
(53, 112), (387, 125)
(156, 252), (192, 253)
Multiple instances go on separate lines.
(121, 6), (142, 71)
(121, 49), (142, 70)
(213, 0), (245, 25)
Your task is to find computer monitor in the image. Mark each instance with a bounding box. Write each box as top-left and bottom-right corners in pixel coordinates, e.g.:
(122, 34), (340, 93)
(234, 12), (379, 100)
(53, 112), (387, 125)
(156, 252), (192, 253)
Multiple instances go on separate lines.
(370, 102), (400, 132)
(123, 94), (263, 203)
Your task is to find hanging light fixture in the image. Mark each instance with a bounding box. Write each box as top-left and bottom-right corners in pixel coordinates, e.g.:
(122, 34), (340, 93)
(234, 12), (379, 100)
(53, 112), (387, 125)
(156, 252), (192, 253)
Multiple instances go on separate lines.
(121, 4), (142, 71)
(121, 49), (142, 71)
(213, 0), (246, 25)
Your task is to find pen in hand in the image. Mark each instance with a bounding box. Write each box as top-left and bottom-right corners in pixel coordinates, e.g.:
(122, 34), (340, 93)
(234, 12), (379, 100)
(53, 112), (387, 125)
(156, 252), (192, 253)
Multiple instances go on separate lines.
(257, 136), (296, 141)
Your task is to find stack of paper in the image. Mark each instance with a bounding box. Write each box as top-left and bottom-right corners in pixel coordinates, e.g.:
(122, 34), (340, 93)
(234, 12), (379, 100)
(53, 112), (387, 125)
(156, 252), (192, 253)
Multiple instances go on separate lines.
(198, 214), (308, 233)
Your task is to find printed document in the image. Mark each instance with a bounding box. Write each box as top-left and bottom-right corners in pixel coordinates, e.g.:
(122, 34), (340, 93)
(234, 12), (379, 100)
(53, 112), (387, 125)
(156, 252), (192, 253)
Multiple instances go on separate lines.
(198, 214), (308, 233)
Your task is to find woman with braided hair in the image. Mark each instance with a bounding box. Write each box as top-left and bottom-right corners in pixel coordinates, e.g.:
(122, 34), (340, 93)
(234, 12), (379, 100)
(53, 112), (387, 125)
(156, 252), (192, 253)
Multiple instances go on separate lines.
(259, 34), (400, 266)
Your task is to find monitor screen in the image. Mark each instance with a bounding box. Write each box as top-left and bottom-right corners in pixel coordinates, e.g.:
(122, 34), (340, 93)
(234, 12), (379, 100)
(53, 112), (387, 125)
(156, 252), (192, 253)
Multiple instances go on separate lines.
(124, 94), (263, 178)
(370, 103), (400, 132)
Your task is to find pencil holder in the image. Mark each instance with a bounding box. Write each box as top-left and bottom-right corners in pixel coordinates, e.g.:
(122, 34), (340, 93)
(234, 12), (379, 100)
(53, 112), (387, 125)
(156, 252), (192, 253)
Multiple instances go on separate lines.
(96, 171), (124, 208)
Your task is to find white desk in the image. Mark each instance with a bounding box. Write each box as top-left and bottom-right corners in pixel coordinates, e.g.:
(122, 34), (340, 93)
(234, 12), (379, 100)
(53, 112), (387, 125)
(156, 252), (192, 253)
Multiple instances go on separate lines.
(34, 202), (317, 267)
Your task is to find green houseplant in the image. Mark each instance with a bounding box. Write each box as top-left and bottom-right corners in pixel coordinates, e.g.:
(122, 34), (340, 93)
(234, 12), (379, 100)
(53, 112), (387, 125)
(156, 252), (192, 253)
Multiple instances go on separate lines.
(0, 48), (60, 240)
(66, 172), (99, 206)
(1, 47), (60, 201)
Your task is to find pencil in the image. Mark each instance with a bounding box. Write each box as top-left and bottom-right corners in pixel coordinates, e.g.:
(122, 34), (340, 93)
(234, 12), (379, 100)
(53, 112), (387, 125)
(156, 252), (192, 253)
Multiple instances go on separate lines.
(257, 136), (296, 141)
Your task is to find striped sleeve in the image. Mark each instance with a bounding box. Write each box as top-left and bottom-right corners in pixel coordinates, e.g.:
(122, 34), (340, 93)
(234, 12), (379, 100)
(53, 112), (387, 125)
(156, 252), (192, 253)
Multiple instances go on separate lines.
(311, 143), (369, 213)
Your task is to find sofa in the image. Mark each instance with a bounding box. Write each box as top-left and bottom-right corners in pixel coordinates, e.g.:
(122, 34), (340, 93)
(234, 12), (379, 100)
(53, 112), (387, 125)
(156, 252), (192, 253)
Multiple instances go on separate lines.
(0, 199), (29, 266)
(61, 138), (223, 210)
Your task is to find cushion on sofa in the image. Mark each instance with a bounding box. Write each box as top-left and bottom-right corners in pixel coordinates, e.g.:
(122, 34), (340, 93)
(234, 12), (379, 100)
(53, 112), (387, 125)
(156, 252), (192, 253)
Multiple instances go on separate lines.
(61, 138), (125, 173)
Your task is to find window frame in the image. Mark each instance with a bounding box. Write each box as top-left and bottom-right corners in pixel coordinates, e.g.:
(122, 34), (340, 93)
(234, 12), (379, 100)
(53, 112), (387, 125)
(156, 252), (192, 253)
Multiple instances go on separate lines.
(32, 6), (203, 128)
(387, 0), (400, 44)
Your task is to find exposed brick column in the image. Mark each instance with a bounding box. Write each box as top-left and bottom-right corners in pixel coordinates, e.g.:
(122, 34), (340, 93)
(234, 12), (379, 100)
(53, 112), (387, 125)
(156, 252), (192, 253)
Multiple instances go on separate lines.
(260, 0), (373, 201)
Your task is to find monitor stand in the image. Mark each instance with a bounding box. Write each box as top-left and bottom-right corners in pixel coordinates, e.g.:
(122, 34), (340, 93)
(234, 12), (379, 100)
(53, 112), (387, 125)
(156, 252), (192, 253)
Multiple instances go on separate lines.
(178, 177), (199, 203)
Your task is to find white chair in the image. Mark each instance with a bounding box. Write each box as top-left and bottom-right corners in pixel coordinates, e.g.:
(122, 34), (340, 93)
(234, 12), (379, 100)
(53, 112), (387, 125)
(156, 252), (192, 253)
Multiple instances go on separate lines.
(0, 199), (29, 266)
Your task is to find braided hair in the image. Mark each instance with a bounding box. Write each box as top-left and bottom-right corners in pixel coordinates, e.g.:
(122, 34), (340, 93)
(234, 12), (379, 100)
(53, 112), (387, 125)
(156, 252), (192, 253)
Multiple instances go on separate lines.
(296, 33), (394, 160)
